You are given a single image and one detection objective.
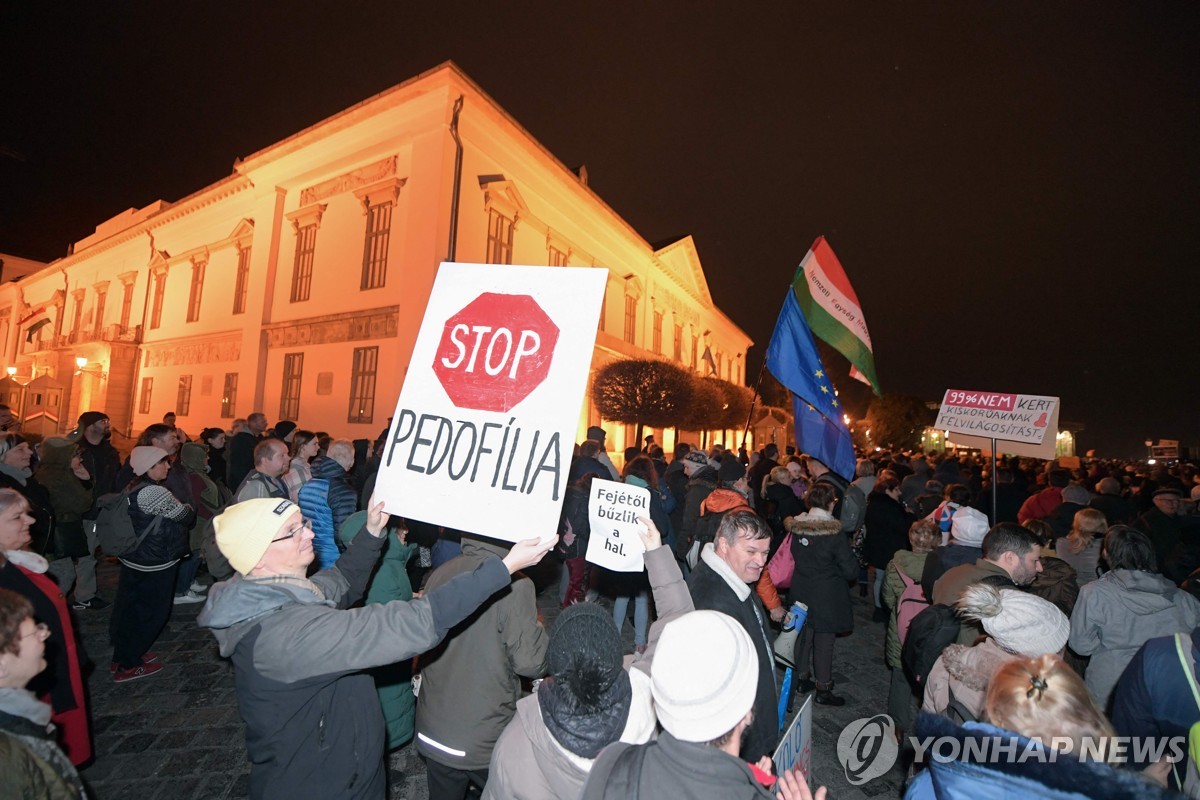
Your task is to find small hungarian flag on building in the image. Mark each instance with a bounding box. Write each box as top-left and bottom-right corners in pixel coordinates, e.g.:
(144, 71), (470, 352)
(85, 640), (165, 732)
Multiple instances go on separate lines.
(19, 306), (52, 343)
(791, 237), (881, 396)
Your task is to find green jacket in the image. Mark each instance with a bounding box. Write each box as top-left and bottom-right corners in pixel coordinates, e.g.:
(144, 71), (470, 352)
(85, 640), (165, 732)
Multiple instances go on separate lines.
(882, 549), (928, 669)
(337, 511), (417, 749)
(33, 438), (93, 559)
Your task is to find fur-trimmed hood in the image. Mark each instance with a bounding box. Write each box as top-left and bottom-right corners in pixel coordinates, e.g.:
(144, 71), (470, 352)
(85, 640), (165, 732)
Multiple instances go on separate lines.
(785, 508), (842, 537)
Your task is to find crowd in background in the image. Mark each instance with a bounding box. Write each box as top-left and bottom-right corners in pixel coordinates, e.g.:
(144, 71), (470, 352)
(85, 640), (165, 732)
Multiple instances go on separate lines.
(1, 395), (1199, 798)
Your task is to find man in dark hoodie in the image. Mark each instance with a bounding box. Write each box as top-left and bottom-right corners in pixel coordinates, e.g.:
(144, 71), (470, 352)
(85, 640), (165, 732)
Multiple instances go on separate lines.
(197, 497), (555, 800)
(675, 450), (718, 567)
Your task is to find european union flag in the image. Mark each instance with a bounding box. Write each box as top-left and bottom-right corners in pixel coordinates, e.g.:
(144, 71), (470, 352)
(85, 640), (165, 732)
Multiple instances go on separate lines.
(765, 291), (856, 481)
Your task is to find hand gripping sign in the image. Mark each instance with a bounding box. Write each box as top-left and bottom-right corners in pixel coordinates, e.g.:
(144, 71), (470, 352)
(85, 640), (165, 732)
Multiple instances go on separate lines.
(585, 478), (650, 572)
(375, 263), (606, 544)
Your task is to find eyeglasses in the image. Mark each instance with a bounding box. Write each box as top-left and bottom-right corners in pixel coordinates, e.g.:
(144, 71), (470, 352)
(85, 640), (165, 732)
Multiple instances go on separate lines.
(21, 622), (50, 641)
(270, 519), (313, 542)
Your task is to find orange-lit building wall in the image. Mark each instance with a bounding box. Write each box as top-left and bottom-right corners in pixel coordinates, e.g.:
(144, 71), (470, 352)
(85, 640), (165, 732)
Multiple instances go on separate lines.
(0, 63), (751, 447)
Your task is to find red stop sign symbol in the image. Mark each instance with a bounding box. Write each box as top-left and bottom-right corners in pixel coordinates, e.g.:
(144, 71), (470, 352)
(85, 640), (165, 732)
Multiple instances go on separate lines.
(432, 293), (560, 412)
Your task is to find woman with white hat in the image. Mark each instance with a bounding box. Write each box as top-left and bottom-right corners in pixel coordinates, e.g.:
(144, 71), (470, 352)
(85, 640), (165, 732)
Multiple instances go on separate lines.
(109, 446), (195, 683)
(922, 582), (1070, 721)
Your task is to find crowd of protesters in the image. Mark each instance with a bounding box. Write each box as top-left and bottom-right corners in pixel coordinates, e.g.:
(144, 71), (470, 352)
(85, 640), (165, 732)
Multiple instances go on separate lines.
(3, 396), (1200, 799)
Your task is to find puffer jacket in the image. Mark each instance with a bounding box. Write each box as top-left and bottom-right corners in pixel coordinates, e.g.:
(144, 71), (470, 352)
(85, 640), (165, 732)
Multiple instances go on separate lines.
(922, 638), (1017, 721)
(1069, 568), (1200, 708)
(786, 508), (858, 634)
(298, 457), (357, 571)
(904, 714), (1176, 800)
(337, 511), (417, 750)
(122, 480), (193, 568)
(882, 549), (929, 668)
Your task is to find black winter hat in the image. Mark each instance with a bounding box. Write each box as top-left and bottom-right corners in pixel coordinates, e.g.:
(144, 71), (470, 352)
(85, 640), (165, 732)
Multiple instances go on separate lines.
(718, 457), (746, 484)
(547, 602), (624, 700)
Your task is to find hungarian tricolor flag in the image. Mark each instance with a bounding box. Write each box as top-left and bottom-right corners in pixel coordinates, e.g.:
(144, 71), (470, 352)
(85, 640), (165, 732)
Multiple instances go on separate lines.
(19, 306), (51, 343)
(791, 237), (881, 396)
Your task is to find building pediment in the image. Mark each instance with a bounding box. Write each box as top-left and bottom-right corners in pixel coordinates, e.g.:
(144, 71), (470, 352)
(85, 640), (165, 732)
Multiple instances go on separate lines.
(653, 235), (713, 307)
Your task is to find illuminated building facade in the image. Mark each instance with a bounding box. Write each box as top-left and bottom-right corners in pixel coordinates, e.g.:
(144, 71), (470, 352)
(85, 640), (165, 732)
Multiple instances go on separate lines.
(0, 63), (751, 453)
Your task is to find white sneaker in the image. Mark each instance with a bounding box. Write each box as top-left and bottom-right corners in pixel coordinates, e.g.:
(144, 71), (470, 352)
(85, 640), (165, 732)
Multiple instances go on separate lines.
(173, 591), (205, 605)
(189, 581), (208, 593)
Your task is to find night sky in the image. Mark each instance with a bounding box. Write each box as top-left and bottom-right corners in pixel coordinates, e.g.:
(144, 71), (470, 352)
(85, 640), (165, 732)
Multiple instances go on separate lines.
(3, 3), (1197, 458)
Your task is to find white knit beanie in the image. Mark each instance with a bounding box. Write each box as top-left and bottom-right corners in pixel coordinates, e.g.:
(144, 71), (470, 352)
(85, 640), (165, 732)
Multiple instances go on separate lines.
(650, 610), (758, 742)
(950, 506), (989, 547)
(957, 584), (1070, 657)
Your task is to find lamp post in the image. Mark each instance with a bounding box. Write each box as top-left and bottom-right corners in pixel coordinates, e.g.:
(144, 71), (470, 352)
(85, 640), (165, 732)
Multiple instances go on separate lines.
(1144, 439), (1153, 461)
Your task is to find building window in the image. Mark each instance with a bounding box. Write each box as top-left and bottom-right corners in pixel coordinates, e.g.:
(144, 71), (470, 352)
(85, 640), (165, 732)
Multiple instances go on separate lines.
(598, 287), (607, 332)
(361, 203), (392, 290)
(547, 245), (567, 267)
(139, 377), (153, 414)
(348, 346), (379, 424)
(623, 295), (637, 344)
(290, 225), (317, 302)
(233, 247), (250, 314)
(280, 353), (303, 420)
(94, 288), (107, 339)
(71, 292), (84, 341)
(149, 272), (166, 329)
(691, 335), (699, 371)
(673, 324), (683, 362)
(177, 375), (192, 416)
(652, 311), (663, 354)
(120, 281), (135, 332)
(486, 209), (514, 265)
(221, 373), (238, 418)
(187, 261), (205, 322)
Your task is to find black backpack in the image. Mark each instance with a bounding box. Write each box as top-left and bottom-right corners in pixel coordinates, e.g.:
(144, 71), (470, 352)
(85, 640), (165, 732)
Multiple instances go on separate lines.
(901, 603), (962, 688)
(95, 488), (162, 557)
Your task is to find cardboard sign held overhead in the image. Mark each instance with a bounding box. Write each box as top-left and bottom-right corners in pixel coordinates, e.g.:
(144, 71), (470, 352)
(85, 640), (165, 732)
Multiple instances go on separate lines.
(585, 478), (649, 572)
(935, 389), (1061, 458)
(375, 263), (606, 544)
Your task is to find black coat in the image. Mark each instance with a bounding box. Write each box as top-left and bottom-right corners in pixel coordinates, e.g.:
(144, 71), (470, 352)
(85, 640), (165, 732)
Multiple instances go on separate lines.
(77, 437), (122, 517)
(687, 558), (777, 762)
(786, 513), (858, 634)
(0, 472), (55, 558)
(863, 491), (913, 569)
(226, 431), (260, 491)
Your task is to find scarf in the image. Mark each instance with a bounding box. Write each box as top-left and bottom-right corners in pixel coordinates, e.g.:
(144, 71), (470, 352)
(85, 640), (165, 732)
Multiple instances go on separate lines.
(538, 670), (633, 759)
(0, 687), (52, 727)
(2, 550), (48, 574)
(0, 462), (29, 485)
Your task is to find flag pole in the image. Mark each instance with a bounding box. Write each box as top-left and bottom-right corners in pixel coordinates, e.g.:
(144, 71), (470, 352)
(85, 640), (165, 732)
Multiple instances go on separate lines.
(740, 360), (766, 452)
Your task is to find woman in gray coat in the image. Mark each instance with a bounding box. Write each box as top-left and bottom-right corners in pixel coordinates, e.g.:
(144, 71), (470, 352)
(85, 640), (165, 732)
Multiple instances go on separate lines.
(1068, 525), (1200, 710)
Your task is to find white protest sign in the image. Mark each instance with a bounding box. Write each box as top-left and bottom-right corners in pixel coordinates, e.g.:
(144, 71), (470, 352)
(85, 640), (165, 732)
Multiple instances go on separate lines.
(584, 478), (649, 572)
(935, 389), (1059, 446)
(773, 694), (812, 782)
(375, 263), (606, 543)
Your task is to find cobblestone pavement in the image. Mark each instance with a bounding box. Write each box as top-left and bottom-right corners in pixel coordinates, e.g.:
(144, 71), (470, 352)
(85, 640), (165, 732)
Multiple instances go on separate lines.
(77, 558), (905, 799)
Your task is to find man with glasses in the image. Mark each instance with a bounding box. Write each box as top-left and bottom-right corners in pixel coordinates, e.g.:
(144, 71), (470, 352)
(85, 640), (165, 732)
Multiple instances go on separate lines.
(198, 497), (555, 800)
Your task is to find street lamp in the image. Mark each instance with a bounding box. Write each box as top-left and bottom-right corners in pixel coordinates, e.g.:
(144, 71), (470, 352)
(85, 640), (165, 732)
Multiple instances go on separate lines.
(1144, 439), (1153, 460)
(75, 356), (88, 369)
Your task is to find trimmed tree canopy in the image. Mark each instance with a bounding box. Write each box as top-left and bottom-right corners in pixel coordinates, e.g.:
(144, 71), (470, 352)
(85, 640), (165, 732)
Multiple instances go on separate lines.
(591, 358), (695, 429)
